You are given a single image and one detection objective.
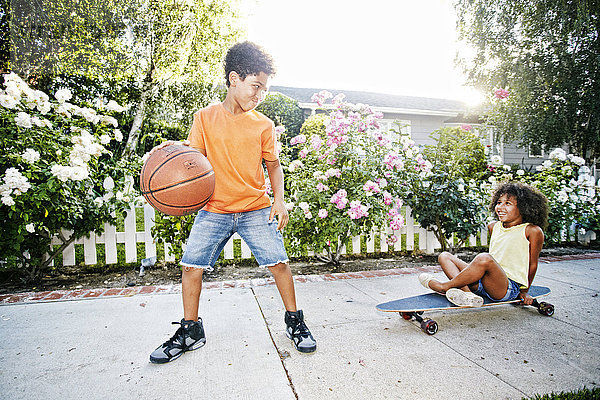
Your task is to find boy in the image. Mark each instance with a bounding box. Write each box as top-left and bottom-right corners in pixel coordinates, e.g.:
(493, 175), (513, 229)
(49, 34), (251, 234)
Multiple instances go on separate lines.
(150, 41), (316, 364)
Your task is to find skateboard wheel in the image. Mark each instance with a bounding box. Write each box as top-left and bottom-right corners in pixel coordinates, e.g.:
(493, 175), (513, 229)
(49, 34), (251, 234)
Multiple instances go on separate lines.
(401, 312), (412, 320)
(538, 302), (554, 316)
(421, 319), (438, 335)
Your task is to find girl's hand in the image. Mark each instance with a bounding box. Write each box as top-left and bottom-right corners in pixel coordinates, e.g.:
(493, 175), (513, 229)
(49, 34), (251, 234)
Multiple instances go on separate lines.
(519, 292), (534, 306)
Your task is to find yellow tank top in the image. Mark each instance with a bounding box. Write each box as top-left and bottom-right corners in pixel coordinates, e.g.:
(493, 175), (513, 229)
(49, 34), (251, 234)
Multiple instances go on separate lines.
(489, 222), (530, 287)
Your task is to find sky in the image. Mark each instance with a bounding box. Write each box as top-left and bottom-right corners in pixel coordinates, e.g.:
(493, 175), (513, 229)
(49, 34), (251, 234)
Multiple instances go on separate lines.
(240, 0), (484, 105)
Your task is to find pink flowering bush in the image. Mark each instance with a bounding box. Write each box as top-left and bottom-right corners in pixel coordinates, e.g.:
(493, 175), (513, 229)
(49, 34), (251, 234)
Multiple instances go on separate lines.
(494, 88), (510, 100)
(282, 94), (410, 264)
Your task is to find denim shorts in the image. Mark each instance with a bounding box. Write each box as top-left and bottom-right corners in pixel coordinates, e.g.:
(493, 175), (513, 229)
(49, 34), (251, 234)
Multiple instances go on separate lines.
(180, 207), (288, 271)
(473, 278), (522, 302)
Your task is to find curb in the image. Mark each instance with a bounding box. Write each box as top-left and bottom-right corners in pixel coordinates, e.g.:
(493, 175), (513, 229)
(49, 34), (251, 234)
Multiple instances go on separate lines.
(1, 253), (599, 306)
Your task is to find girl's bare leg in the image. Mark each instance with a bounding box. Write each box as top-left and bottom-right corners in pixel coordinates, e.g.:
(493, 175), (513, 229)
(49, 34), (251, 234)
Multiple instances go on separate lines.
(429, 253), (510, 300)
(437, 252), (472, 292)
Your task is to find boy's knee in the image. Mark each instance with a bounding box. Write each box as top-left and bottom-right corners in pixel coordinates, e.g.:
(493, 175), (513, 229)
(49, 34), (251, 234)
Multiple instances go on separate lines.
(268, 262), (289, 273)
(182, 265), (204, 277)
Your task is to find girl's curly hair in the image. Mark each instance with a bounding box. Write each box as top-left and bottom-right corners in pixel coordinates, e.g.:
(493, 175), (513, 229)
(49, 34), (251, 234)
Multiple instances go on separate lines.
(224, 41), (276, 87)
(489, 182), (549, 230)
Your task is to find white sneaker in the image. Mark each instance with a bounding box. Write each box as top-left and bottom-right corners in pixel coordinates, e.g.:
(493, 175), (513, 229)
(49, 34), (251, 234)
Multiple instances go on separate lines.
(418, 273), (435, 290)
(446, 288), (484, 307)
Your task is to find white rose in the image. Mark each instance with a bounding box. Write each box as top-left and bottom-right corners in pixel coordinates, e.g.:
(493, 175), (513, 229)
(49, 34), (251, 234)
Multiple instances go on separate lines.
(516, 169), (525, 176)
(0, 94), (19, 109)
(490, 155), (503, 166)
(81, 107), (99, 123)
(5, 81), (21, 98)
(570, 155), (585, 166)
(113, 129), (123, 142)
(105, 100), (125, 113)
(51, 165), (71, 182)
(37, 101), (52, 114)
(542, 160), (553, 168)
(56, 104), (72, 118)
(99, 134), (111, 145)
(54, 88), (73, 103)
(1, 195), (15, 206)
(69, 166), (89, 181)
(21, 148), (40, 164)
(15, 112), (33, 128)
(549, 148), (567, 161)
(25, 223), (35, 233)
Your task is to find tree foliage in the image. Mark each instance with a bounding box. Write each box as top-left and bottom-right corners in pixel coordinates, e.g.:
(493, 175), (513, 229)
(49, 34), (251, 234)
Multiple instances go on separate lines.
(3, 0), (242, 156)
(456, 0), (600, 162)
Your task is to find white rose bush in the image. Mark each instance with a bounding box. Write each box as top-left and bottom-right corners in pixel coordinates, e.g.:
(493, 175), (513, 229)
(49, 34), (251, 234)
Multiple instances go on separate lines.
(0, 73), (141, 281)
(485, 148), (599, 243)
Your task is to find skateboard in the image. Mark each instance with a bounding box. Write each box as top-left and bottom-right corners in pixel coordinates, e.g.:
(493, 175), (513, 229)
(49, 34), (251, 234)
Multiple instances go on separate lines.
(376, 285), (554, 335)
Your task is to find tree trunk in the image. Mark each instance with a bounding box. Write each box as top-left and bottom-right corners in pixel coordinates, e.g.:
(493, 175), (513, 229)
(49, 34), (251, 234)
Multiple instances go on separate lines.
(124, 67), (154, 157)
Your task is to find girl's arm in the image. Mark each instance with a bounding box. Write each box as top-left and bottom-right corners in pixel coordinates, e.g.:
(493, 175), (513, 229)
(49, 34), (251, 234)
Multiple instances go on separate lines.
(487, 221), (497, 237)
(520, 224), (545, 304)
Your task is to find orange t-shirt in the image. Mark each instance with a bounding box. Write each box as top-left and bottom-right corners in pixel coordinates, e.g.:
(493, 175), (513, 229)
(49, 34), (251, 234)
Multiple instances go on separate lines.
(187, 103), (278, 213)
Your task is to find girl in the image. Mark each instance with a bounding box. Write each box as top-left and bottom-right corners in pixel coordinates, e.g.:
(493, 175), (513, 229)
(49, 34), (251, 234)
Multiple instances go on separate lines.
(419, 182), (549, 307)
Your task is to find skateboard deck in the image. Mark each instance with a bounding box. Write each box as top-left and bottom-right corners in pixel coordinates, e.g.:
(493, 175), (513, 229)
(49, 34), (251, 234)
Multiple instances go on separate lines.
(376, 285), (553, 335)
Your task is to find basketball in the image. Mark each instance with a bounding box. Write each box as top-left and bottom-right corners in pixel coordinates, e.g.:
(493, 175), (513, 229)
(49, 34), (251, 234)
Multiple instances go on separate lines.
(140, 144), (215, 216)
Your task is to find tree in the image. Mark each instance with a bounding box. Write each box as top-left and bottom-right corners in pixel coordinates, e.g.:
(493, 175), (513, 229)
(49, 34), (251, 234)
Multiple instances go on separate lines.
(7, 0), (128, 78)
(4, 0), (241, 156)
(256, 92), (306, 142)
(456, 0), (600, 163)
(120, 0), (241, 156)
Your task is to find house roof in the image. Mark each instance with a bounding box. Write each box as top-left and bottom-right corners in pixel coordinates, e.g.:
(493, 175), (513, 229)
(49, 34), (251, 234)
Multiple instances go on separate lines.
(270, 86), (468, 115)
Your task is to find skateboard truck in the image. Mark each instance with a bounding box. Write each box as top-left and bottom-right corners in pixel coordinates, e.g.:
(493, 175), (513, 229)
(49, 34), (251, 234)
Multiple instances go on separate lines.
(528, 298), (554, 316)
(401, 312), (438, 335)
(399, 299), (554, 336)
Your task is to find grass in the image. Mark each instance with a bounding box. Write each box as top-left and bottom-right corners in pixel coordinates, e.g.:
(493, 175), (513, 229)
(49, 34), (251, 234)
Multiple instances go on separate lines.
(524, 387), (600, 400)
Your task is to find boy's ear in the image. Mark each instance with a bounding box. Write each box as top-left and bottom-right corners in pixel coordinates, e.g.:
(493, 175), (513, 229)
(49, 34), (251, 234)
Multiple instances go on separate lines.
(229, 71), (240, 86)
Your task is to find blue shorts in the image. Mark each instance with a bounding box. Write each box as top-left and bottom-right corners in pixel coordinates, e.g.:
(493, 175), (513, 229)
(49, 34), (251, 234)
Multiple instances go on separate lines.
(473, 278), (522, 302)
(180, 207), (288, 271)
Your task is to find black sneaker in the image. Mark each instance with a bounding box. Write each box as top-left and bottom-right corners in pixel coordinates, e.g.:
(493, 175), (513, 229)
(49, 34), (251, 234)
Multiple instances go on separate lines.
(149, 318), (206, 364)
(285, 310), (316, 353)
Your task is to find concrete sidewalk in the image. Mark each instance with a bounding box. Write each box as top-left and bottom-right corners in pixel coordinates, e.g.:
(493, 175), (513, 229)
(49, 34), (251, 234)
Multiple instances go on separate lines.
(0, 257), (598, 399)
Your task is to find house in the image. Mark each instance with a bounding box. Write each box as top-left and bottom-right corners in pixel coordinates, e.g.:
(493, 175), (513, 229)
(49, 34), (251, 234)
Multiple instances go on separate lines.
(271, 86), (548, 171)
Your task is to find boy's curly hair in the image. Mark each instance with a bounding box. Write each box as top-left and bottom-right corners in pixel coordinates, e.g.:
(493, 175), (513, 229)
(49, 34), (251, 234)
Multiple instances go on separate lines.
(224, 41), (276, 87)
(489, 182), (549, 230)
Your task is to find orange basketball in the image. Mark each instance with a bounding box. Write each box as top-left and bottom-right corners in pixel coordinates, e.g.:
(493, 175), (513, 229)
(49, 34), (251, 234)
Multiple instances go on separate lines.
(140, 144), (215, 216)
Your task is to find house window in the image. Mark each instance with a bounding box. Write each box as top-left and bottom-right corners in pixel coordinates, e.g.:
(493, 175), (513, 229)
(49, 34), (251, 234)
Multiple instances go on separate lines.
(528, 144), (544, 158)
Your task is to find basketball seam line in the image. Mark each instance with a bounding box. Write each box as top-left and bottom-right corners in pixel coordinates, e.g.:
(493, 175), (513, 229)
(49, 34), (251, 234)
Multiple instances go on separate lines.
(141, 170), (214, 195)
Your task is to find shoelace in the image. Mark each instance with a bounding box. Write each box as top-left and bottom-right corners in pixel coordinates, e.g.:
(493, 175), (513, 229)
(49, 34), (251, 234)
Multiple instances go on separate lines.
(162, 321), (187, 347)
(290, 319), (311, 337)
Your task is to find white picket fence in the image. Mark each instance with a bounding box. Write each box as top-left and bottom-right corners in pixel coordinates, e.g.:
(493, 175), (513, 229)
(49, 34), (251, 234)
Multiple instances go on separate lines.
(50, 203), (490, 267)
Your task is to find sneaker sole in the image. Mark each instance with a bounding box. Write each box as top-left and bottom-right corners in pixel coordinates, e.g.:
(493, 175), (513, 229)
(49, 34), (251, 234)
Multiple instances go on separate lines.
(149, 338), (206, 364)
(446, 289), (483, 307)
(285, 331), (317, 353)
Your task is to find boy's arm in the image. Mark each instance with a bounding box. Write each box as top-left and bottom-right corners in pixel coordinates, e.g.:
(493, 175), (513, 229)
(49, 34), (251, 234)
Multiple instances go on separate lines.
(520, 224), (545, 304)
(264, 159), (288, 231)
